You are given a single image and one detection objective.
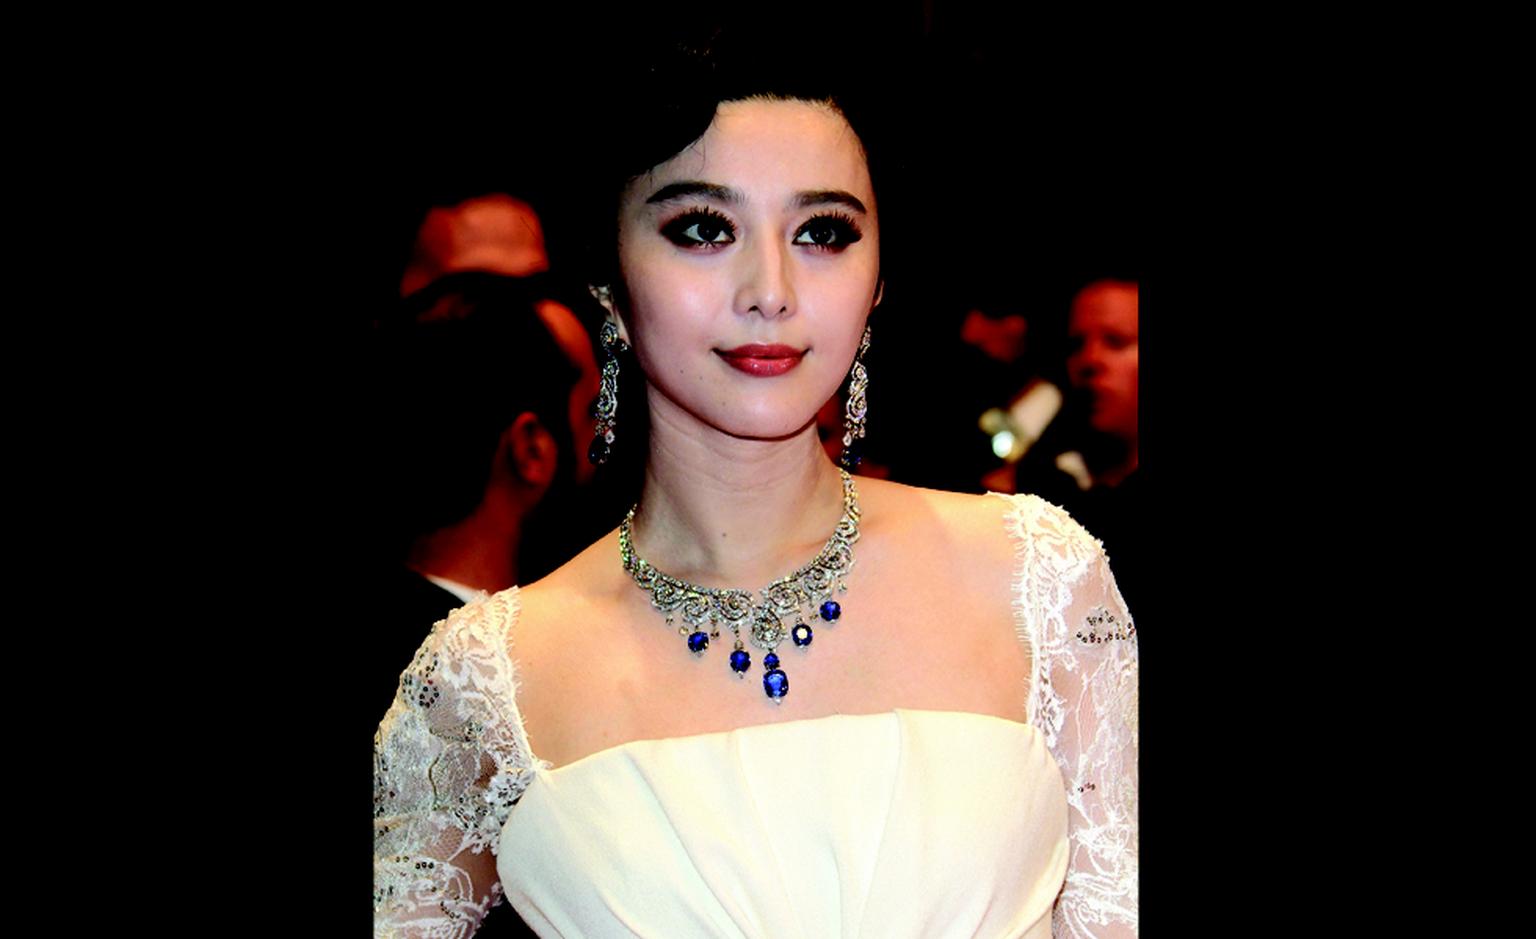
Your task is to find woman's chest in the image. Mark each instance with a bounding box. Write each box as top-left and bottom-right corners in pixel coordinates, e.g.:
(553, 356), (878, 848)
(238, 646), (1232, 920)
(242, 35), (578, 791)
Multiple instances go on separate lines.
(517, 538), (1029, 769)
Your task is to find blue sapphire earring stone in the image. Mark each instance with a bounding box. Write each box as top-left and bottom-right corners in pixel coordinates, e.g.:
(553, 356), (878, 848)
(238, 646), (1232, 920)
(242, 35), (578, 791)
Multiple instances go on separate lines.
(588, 436), (611, 466)
(792, 624), (813, 646)
(687, 631), (709, 654)
(839, 442), (861, 470)
(730, 649), (751, 673)
(819, 601), (841, 622)
(764, 652), (780, 670)
(763, 668), (789, 699)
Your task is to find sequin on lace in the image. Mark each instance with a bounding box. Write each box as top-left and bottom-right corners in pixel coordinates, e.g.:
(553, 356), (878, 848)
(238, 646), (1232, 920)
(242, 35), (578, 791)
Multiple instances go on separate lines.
(398, 649), (443, 708)
(1076, 605), (1137, 644)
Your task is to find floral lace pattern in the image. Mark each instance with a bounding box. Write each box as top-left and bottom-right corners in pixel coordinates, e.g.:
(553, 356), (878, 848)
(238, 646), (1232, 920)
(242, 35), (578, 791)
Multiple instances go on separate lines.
(373, 590), (539, 938)
(373, 496), (1137, 937)
(994, 492), (1139, 938)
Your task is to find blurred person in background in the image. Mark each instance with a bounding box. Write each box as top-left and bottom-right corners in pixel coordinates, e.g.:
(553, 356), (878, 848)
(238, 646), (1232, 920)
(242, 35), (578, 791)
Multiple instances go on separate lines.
(361, 193), (606, 712)
(1064, 279), (1138, 490)
(959, 291), (1067, 496)
(1015, 278), (1140, 612)
(365, 194), (607, 939)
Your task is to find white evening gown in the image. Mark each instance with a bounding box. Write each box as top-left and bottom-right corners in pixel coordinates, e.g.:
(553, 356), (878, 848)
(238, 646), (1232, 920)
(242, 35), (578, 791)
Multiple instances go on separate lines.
(374, 493), (1138, 938)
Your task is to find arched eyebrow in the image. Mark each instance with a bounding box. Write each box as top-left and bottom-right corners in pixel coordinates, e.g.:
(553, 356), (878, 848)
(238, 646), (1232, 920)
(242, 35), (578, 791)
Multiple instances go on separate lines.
(645, 181), (739, 206)
(645, 181), (868, 216)
(794, 190), (867, 214)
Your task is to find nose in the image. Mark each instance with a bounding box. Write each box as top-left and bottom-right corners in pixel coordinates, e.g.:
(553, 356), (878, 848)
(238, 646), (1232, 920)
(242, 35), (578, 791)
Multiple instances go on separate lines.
(733, 235), (795, 319)
(1068, 338), (1102, 386)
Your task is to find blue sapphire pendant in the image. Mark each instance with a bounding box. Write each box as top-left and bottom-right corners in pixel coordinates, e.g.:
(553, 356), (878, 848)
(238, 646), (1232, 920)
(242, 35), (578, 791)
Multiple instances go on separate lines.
(763, 666), (788, 700)
(617, 469), (860, 702)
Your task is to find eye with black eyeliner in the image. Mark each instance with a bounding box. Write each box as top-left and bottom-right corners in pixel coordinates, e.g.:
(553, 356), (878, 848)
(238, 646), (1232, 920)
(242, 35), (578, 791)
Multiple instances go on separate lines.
(792, 212), (863, 251)
(660, 207), (736, 249)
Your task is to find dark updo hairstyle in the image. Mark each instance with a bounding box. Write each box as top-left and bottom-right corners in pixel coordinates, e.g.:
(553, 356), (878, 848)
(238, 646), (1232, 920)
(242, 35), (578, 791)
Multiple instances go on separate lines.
(572, 16), (905, 303)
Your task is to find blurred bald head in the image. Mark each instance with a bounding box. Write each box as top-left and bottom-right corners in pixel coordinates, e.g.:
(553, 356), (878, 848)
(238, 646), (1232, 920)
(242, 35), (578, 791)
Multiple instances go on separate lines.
(400, 193), (550, 299)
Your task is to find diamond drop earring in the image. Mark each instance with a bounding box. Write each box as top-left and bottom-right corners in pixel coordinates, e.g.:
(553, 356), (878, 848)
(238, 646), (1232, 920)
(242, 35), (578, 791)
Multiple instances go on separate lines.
(839, 325), (872, 470)
(589, 318), (628, 466)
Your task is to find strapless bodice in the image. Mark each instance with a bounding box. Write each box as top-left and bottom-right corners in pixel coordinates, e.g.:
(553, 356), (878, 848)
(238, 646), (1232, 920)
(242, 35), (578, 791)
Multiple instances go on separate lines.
(498, 709), (1069, 939)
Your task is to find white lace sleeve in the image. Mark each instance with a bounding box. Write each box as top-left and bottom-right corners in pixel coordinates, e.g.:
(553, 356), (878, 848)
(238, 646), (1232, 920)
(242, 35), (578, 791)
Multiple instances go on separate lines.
(999, 493), (1139, 938)
(372, 588), (542, 938)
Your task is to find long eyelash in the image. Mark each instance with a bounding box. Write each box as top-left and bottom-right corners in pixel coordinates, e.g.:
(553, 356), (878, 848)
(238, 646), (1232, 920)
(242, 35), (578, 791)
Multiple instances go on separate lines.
(659, 206), (736, 245)
(814, 210), (861, 233)
(798, 211), (863, 249)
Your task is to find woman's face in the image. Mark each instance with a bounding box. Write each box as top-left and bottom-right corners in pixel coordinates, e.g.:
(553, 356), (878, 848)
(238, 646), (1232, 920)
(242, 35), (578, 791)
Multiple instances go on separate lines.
(612, 98), (881, 443)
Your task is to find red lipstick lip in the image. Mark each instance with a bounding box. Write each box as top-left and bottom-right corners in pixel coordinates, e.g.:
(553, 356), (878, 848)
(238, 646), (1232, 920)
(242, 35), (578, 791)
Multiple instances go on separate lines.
(715, 344), (806, 377)
(718, 344), (804, 358)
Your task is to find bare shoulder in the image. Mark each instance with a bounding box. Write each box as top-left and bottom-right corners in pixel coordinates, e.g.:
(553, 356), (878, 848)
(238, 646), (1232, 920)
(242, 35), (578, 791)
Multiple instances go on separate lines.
(510, 529), (626, 659)
(855, 477), (1022, 599)
(859, 476), (1018, 542)
(499, 529), (636, 759)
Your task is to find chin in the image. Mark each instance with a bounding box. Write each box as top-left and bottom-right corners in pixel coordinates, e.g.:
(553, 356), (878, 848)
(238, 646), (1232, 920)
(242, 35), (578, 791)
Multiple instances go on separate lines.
(718, 414), (819, 443)
(707, 399), (823, 442)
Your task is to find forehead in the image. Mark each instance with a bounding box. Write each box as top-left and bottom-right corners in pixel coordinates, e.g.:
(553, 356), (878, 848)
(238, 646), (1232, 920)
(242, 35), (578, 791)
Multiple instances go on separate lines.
(1071, 284), (1139, 332)
(630, 98), (873, 206)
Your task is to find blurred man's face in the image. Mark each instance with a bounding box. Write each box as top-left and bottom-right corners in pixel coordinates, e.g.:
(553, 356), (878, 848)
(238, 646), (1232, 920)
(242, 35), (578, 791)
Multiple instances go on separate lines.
(1066, 282), (1138, 443)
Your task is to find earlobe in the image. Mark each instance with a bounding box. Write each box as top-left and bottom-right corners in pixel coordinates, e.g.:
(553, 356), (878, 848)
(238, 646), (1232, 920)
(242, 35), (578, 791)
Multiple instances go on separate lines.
(588, 284), (632, 346)
(588, 284), (616, 314)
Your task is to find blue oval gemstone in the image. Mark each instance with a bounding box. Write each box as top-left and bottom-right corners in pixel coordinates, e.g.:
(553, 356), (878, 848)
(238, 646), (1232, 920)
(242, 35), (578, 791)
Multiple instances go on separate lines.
(819, 600), (841, 621)
(764, 652), (780, 670)
(588, 436), (610, 466)
(763, 668), (788, 699)
(730, 649), (751, 672)
(792, 624), (813, 646)
(687, 631), (709, 653)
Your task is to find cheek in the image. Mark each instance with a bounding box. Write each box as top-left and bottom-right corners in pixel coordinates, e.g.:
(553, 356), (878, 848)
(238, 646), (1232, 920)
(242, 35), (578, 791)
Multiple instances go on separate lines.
(627, 283), (708, 369)
(1114, 350), (1140, 388)
(622, 250), (722, 334)
(806, 262), (879, 327)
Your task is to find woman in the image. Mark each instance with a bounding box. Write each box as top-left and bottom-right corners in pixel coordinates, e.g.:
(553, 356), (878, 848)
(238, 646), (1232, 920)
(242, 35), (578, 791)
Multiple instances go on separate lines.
(374, 36), (1137, 939)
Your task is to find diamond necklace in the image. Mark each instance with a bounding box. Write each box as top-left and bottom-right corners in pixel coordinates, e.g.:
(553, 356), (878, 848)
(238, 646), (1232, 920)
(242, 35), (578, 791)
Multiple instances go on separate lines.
(617, 469), (860, 701)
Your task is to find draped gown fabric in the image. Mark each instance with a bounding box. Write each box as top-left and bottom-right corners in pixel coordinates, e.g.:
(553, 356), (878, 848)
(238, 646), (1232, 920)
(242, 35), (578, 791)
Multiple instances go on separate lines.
(373, 494), (1139, 938)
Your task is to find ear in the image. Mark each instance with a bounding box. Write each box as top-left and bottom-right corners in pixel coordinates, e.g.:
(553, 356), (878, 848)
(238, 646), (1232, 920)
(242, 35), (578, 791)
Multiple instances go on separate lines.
(505, 411), (558, 488)
(871, 277), (885, 310)
(588, 284), (632, 346)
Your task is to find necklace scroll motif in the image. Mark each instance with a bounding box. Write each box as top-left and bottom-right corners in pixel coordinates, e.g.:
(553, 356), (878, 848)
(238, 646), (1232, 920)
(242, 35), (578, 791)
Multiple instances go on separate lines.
(617, 469), (860, 701)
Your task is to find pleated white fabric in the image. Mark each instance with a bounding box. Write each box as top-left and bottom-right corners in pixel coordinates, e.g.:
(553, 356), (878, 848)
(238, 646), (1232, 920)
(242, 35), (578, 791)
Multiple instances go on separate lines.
(499, 709), (1069, 939)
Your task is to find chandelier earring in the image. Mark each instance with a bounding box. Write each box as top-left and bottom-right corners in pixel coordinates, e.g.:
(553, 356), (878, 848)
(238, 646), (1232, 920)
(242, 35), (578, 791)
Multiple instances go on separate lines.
(589, 317), (628, 466)
(839, 325), (872, 470)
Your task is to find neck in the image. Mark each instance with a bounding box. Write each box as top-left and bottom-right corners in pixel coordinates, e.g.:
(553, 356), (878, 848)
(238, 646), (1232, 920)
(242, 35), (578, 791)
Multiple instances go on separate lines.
(405, 487), (524, 593)
(629, 398), (848, 588)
